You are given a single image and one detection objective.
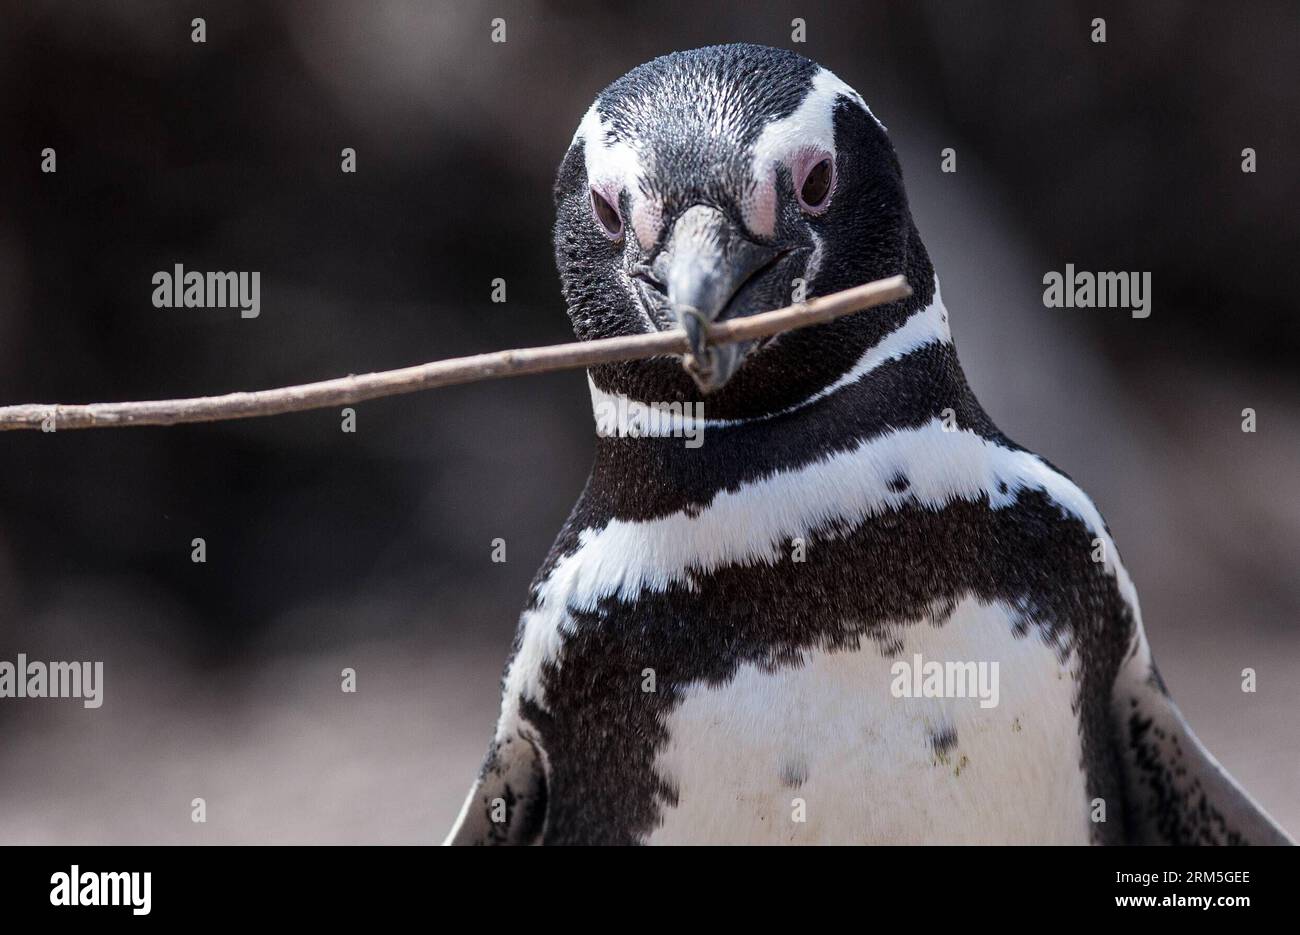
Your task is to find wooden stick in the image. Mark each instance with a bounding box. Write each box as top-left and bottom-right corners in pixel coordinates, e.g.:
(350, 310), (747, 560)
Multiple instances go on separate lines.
(0, 275), (910, 431)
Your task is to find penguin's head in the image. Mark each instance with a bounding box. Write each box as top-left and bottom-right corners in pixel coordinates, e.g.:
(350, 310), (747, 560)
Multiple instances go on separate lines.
(554, 43), (934, 421)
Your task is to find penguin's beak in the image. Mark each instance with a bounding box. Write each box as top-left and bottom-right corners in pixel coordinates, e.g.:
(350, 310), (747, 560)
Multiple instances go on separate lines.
(648, 205), (785, 393)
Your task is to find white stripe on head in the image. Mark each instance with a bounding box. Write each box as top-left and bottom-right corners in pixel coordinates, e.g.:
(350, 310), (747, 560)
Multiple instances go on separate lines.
(574, 104), (662, 250)
(744, 68), (885, 238)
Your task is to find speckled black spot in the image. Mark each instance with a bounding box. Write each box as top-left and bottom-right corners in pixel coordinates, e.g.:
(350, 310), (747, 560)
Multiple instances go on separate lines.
(871, 629), (906, 658)
(930, 726), (959, 758)
(780, 759), (809, 789)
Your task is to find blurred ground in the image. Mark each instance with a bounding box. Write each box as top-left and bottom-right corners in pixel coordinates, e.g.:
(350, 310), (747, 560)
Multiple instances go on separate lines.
(0, 0), (1296, 842)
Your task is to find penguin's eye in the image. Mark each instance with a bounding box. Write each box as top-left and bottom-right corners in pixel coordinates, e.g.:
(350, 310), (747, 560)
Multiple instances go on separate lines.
(590, 188), (624, 240)
(797, 157), (834, 213)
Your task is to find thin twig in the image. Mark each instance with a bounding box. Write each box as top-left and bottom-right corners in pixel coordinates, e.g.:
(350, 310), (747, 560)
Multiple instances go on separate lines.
(0, 275), (910, 431)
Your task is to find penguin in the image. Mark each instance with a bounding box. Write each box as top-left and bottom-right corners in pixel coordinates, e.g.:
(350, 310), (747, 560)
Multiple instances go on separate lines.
(445, 43), (1292, 845)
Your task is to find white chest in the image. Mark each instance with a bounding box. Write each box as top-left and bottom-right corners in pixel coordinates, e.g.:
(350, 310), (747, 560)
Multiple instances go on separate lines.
(646, 596), (1092, 845)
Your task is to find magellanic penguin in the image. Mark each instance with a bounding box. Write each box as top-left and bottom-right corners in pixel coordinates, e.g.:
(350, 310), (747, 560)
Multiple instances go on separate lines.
(446, 44), (1293, 845)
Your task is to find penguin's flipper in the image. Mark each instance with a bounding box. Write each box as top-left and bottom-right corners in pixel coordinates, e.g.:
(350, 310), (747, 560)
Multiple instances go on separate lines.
(443, 730), (548, 845)
(1113, 641), (1293, 845)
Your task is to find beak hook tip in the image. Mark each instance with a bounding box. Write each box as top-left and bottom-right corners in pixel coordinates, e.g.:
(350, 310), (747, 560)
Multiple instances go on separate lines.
(676, 303), (722, 391)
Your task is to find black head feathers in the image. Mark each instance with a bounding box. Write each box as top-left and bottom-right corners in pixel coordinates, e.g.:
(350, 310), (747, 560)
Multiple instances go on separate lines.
(553, 43), (934, 420)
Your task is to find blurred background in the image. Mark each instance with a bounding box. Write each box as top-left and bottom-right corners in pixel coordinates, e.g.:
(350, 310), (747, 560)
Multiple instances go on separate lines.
(0, 0), (1296, 843)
